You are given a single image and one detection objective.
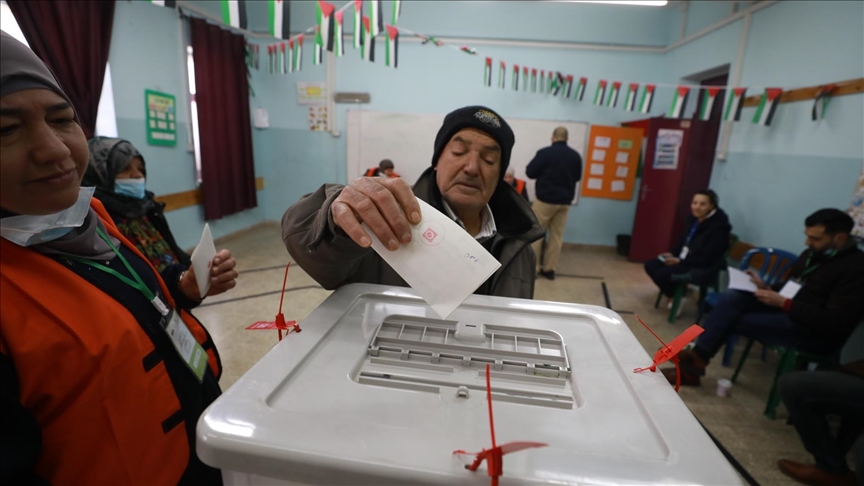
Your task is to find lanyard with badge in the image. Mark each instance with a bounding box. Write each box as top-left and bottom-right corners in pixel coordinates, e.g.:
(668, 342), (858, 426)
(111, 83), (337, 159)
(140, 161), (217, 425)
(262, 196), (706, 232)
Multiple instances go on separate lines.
(678, 222), (699, 260)
(66, 228), (208, 382)
(779, 249), (836, 300)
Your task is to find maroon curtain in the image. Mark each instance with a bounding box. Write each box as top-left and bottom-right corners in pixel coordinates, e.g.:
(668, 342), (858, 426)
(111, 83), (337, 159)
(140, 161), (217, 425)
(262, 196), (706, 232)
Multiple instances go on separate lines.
(190, 18), (257, 220)
(7, 0), (114, 140)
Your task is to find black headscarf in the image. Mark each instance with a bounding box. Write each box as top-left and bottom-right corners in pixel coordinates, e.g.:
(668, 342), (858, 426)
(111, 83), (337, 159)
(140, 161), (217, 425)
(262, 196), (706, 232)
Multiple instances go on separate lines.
(83, 137), (157, 219)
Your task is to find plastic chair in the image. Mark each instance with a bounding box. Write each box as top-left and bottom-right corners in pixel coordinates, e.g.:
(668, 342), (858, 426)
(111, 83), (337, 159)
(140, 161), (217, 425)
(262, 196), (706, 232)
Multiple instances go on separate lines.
(654, 234), (738, 324)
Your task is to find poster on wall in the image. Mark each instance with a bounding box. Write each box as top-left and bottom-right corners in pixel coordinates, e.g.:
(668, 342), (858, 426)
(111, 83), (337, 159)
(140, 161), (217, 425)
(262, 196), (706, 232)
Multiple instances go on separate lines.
(849, 162), (864, 240)
(296, 82), (329, 105)
(145, 90), (177, 146)
(580, 125), (644, 201)
(653, 128), (683, 170)
(308, 106), (329, 132)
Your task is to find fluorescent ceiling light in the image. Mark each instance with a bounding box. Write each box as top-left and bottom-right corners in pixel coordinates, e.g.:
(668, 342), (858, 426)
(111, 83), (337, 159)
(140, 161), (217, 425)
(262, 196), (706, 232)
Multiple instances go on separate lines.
(562, 1), (669, 6)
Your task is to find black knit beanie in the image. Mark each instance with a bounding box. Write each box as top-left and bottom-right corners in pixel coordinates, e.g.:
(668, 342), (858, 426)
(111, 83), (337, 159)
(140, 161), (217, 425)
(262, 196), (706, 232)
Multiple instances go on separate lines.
(431, 106), (514, 180)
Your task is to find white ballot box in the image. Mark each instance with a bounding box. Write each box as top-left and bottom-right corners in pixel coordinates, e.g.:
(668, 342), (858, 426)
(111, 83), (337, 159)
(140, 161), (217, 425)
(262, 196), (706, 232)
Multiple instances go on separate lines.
(197, 283), (741, 486)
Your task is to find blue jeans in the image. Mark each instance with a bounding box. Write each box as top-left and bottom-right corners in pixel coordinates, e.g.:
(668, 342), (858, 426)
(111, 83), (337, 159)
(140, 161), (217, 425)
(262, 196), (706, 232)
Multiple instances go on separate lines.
(695, 290), (800, 360)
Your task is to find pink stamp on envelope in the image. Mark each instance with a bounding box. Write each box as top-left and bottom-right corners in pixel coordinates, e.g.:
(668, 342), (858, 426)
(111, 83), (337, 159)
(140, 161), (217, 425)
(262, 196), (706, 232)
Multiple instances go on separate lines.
(418, 222), (445, 246)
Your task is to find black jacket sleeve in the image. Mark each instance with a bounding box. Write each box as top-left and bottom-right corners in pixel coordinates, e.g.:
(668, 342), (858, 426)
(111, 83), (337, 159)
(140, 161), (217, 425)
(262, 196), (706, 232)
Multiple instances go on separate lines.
(685, 224), (730, 269)
(525, 150), (546, 180)
(788, 262), (864, 334)
(0, 353), (51, 486)
(160, 263), (201, 310)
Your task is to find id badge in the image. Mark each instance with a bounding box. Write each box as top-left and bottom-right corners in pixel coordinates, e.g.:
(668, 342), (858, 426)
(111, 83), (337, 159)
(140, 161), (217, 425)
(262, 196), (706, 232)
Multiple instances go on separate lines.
(163, 310), (207, 382)
(679, 246), (690, 260)
(779, 280), (802, 300)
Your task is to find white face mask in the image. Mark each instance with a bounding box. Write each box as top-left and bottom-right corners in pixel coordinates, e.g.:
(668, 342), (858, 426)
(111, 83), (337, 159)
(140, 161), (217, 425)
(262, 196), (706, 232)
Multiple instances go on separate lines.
(0, 187), (96, 247)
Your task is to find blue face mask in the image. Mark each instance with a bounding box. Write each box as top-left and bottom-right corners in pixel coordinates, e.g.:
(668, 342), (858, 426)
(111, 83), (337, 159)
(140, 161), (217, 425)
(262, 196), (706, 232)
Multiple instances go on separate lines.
(0, 187), (95, 246)
(115, 178), (146, 199)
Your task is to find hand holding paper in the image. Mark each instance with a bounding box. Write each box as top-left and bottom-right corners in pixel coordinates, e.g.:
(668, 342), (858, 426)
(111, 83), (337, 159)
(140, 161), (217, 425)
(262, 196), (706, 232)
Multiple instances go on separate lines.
(727, 267), (758, 293)
(330, 177), (421, 251)
(190, 223), (218, 298)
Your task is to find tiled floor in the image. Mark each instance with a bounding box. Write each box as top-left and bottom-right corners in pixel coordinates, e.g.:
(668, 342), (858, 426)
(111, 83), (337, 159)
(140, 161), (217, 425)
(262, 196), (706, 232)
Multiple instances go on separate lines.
(194, 223), (826, 485)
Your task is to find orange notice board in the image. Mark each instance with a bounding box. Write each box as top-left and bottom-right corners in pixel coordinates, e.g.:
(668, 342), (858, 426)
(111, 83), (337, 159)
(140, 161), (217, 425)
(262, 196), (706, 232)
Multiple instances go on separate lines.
(581, 125), (644, 201)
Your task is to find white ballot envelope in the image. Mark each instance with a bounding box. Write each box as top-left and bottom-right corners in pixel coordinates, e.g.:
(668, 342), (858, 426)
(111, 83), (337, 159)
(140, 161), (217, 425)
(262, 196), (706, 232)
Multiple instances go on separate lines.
(190, 223), (217, 298)
(727, 267), (758, 293)
(363, 199), (501, 319)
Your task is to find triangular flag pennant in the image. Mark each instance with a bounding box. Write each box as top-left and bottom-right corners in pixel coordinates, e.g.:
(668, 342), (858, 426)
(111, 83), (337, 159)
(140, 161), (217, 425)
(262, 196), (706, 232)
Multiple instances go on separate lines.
(512, 65), (519, 91)
(314, 27), (323, 65)
(531, 69), (538, 93)
(607, 81), (621, 107)
(293, 34), (303, 71)
(149, 0), (177, 8)
(721, 88), (745, 122)
(316, 1), (335, 54)
(361, 17), (375, 62)
(368, 0), (382, 35)
(353, 0), (363, 49)
(593, 80), (607, 106)
(221, 0), (247, 29)
(268, 0), (290, 39)
(623, 83), (639, 111)
(697, 87), (721, 121)
(565, 75), (574, 98)
(812, 84), (835, 121)
(668, 86), (690, 118)
(287, 39), (294, 72)
(539, 71), (545, 94)
(385, 25), (398, 68)
(483, 57), (492, 87)
(281, 42), (287, 74)
(753, 88), (783, 126)
(575, 77), (587, 101)
(639, 84), (655, 113)
(334, 11), (345, 57)
(522, 67), (529, 92)
(391, 0), (401, 24)
(498, 61), (506, 89)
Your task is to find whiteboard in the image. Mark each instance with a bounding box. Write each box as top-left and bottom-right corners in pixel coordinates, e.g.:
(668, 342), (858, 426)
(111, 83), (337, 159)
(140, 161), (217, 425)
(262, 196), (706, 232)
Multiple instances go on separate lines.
(347, 110), (588, 204)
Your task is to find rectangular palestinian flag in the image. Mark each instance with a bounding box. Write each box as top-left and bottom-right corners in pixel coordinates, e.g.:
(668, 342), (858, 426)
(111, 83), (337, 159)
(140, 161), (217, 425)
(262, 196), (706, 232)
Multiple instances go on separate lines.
(361, 17), (375, 62)
(498, 61), (505, 89)
(722, 87), (746, 121)
(565, 75), (574, 98)
(385, 25), (398, 68)
(460, 46), (477, 55)
(368, 0), (383, 35)
(531, 69), (537, 93)
(753, 88), (783, 126)
(316, 1), (335, 52)
(551, 73), (564, 96)
(483, 58), (492, 87)
(697, 87), (721, 121)
(606, 81), (621, 108)
(314, 29), (323, 65)
(623, 83), (638, 111)
(391, 0), (401, 24)
(353, 0), (363, 49)
(292, 34), (303, 71)
(575, 77), (587, 101)
(512, 65), (519, 91)
(280, 42), (287, 73)
(812, 84), (834, 121)
(522, 67), (529, 92)
(593, 80), (607, 106)
(268, 0), (290, 39)
(334, 11), (345, 57)
(148, 0), (176, 7)
(547, 70), (554, 93)
(539, 71), (545, 94)
(221, 0), (247, 29)
(287, 39), (294, 72)
(667, 86), (690, 118)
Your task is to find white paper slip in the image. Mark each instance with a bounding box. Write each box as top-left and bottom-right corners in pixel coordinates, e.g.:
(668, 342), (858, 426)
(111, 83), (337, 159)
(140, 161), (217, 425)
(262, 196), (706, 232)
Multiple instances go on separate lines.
(363, 199), (501, 319)
(611, 180), (625, 192)
(591, 149), (607, 162)
(587, 178), (603, 190)
(616, 166), (629, 178)
(590, 163), (605, 176)
(727, 267), (757, 293)
(779, 280), (802, 299)
(615, 151), (629, 164)
(190, 223), (217, 298)
(594, 136), (611, 148)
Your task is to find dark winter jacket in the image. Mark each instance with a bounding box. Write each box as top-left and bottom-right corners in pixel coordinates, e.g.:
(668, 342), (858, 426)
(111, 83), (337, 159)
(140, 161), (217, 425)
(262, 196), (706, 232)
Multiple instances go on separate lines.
(525, 141), (582, 205)
(671, 208), (733, 270)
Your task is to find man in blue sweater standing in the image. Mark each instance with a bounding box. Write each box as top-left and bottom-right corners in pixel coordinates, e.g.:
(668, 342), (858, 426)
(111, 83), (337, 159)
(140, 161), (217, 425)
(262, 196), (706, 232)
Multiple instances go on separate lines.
(526, 127), (583, 280)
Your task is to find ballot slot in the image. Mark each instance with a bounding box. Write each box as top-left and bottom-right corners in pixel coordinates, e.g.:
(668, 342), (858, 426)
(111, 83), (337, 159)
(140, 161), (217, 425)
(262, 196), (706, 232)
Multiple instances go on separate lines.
(358, 315), (576, 409)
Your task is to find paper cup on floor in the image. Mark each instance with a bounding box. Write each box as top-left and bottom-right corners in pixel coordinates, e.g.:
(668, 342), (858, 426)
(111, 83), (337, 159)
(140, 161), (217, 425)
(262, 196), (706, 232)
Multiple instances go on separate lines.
(716, 378), (733, 397)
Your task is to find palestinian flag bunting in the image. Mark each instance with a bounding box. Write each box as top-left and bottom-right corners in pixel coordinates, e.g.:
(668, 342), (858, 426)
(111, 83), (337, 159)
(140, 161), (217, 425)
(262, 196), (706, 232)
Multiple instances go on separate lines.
(697, 87), (721, 121)
(522, 67), (528, 92)
(539, 71), (545, 94)
(280, 42), (286, 73)
(314, 28), (323, 65)
(722, 87), (746, 121)
(483, 58), (492, 87)
(461, 46), (477, 55)
(354, 0), (363, 49)
(638, 84), (655, 113)
(498, 61), (506, 89)
(812, 84), (835, 121)
(667, 86), (690, 118)
(547, 70), (554, 93)
(531, 69), (537, 92)
(267, 45), (273, 73)
(292, 35), (303, 71)
(286, 40), (294, 72)
(316, 1), (335, 53)
(753, 88), (783, 126)
(512, 65), (519, 91)
(268, 0), (290, 39)
(221, 0), (247, 29)
(385, 25), (398, 67)
(593, 80), (607, 106)
(361, 17), (374, 62)
(368, 0), (382, 35)
(334, 11), (345, 57)
(574, 77), (587, 101)
(565, 75), (574, 98)
(391, 0), (401, 24)
(148, 0), (176, 7)
(623, 83), (638, 111)
(606, 81), (621, 107)
(551, 73), (564, 96)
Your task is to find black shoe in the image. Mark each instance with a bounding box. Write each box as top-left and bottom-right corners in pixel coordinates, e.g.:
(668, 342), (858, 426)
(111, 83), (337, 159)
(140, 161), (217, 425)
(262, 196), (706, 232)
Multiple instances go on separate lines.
(538, 270), (555, 280)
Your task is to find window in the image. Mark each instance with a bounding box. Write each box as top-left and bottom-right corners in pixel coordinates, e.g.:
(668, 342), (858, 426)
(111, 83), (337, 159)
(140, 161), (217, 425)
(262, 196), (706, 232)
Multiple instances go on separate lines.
(0, 2), (117, 137)
(187, 45), (203, 184)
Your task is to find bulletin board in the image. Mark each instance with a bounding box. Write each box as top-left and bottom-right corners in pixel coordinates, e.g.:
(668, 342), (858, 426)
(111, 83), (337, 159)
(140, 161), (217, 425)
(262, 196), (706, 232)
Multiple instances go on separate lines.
(144, 89), (177, 146)
(581, 125), (644, 201)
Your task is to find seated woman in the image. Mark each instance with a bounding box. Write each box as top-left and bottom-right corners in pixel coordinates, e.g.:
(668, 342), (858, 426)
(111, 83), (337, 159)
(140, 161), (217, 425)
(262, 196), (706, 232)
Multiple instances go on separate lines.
(0, 32), (235, 484)
(83, 137), (234, 308)
(644, 189), (732, 310)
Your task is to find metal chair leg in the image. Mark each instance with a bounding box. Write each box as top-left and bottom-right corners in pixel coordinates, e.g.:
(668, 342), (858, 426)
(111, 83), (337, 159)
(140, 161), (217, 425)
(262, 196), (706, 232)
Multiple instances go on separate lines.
(731, 338), (755, 383)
